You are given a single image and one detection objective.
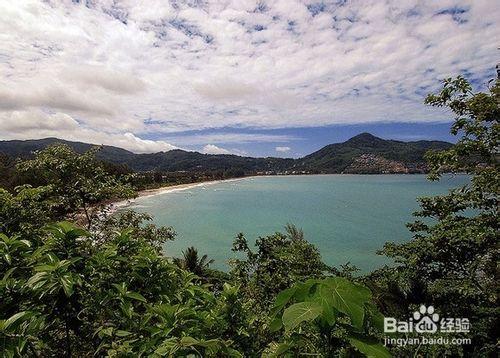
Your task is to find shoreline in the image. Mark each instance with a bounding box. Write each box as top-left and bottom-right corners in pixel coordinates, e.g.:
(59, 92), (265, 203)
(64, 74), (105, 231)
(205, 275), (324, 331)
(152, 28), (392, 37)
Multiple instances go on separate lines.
(108, 172), (460, 213)
(110, 176), (254, 212)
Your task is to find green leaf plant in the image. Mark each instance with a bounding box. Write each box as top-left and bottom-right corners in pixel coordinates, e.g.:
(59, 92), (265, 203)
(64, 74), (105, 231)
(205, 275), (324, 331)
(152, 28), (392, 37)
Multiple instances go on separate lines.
(266, 277), (391, 358)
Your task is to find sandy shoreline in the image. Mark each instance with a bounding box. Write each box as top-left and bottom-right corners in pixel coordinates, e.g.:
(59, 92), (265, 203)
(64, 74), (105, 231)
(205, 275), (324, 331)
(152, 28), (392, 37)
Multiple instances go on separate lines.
(110, 176), (253, 212)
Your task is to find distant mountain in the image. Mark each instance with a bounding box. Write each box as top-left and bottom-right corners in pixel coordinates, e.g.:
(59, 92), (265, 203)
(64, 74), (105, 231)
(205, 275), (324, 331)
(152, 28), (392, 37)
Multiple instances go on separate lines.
(295, 133), (453, 173)
(0, 133), (452, 174)
(0, 138), (293, 173)
(0, 138), (134, 162)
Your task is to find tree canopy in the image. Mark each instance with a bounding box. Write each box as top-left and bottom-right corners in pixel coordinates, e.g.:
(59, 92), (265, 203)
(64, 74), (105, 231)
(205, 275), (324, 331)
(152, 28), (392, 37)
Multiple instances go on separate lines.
(375, 75), (499, 356)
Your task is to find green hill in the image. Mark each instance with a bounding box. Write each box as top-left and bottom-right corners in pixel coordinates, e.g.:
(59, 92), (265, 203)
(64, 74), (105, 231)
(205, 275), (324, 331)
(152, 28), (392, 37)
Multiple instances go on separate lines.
(296, 133), (452, 173)
(0, 133), (452, 174)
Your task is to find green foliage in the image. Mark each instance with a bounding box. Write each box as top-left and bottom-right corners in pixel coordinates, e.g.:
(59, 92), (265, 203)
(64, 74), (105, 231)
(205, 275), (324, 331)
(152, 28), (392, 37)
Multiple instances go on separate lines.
(0, 154), (16, 191)
(92, 210), (176, 252)
(16, 144), (135, 228)
(227, 226), (380, 356)
(284, 223), (304, 241)
(229, 225), (329, 309)
(212, 283), (254, 354)
(3, 213), (387, 357)
(0, 222), (240, 357)
(266, 277), (390, 357)
(173, 246), (214, 279)
(281, 301), (323, 332)
(376, 75), (499, 356)
(0, 185), (54, 239)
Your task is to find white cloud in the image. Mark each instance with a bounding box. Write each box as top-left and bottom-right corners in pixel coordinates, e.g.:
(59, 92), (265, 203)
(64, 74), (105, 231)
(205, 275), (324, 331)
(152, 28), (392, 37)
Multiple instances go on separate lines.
(65, 66), (146, 94)
(164, 133), (298, 146)
(201, 144), (230, 155)
(121, 133), (177, 153)
(276, 146), (291, 152)
(0, 111), (177, 153)
(0, 0), (498, 146)
(0, 110), (79, 132)
(0, 85), (116, 116)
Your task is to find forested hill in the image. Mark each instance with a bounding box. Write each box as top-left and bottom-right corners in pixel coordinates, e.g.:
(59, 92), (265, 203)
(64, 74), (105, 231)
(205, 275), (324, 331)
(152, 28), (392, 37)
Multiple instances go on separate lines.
(0, 133), (452, 174)
(295, 133), (453, 173)
(0, 138), (293, 173)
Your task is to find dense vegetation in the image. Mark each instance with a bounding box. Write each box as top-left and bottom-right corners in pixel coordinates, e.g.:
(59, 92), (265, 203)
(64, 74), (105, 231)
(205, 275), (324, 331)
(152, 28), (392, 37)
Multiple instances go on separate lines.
(0, 146), (247, 193)
(0, 74), (498, 357)
(0, 138), (293, 176)
(296, 133), (452, 173)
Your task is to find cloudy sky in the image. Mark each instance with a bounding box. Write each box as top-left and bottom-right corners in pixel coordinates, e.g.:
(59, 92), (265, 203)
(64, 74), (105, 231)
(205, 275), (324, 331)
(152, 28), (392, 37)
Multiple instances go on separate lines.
(0, 0), (498, 157)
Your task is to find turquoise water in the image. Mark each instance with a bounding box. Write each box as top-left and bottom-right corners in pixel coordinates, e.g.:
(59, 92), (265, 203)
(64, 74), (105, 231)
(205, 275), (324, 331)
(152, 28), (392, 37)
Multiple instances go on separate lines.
(126, 175), (468, 272)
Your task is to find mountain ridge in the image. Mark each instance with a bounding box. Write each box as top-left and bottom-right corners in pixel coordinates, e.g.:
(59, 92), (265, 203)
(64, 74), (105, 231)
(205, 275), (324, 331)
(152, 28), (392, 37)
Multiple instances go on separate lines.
(0, 134), (452, 174)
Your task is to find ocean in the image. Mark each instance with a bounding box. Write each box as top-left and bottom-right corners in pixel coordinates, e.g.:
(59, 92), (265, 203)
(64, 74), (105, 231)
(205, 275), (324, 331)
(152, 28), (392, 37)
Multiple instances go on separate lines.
(125, 174), (469, 272)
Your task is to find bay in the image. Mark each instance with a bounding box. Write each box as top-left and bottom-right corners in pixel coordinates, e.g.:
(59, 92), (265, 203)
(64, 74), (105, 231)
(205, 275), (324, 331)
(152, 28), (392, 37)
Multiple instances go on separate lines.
(125, 174), (469, 272)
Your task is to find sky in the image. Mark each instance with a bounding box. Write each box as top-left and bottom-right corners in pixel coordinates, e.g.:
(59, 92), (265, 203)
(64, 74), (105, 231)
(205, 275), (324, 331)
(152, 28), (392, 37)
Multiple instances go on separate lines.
(0, 0), (498, 157)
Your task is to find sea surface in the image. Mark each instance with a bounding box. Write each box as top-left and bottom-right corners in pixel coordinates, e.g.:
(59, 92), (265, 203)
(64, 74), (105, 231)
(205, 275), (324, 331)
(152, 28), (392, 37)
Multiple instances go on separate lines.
(125, 174), (469, 272)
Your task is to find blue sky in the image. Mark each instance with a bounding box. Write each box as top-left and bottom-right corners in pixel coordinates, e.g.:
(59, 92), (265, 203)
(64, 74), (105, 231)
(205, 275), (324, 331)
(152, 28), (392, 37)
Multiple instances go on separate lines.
(0, 1), (498, 156)
(156, 122), (457, 157)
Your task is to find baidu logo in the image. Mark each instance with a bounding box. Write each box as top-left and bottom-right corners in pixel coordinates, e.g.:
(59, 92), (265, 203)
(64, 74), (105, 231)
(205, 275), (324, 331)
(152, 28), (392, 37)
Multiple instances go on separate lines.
(383, 305), (472, 347)
(384, 305), (469, 334)
(413, 305), (439, 333)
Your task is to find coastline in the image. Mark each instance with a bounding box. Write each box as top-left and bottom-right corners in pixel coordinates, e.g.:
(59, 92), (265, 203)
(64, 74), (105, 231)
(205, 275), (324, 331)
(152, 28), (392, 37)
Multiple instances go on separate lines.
(108, 172), (454, 213)
(110, 176), (253, 212)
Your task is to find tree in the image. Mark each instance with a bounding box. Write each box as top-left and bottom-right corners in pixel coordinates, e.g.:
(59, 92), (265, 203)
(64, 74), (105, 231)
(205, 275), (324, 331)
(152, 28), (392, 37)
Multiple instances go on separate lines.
(0, 185), (54, 240)
(227, 225), (331, 355)
(284, 223), (304, 241)
(16, 144), (134, 228)
(377, 75), (499, 356)
(92, 210), (176, 252)
(230, 225), (328, 310)
(173, 246), (214, 278)
(0, 154), (16, 191)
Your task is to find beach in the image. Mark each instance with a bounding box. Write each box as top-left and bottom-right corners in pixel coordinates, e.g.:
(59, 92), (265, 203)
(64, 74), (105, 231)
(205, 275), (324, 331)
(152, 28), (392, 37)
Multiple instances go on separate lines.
(110, 177), (251, 212)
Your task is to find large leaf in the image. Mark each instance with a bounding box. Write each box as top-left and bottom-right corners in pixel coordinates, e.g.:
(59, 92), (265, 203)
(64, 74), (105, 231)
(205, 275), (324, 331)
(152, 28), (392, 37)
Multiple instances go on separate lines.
(154, 338), (177, 356)
(96, 327), (114, 338)
(26, 272), (49, 290)
(34, 264), (57, 272)
(273, 287), (297, 310)
(269, 316), (283, 332)
(112, 283), (127, 295)
(322, 277), (371, 329)
(313, 284), (338, 325)
(125, 291), (147, 303)
(194, 338), (222, 351)
(293, 279), (320, 301)
(348, 334), (391, 358)
(282, 301), (322, 332)
(2, 311), (34, 331)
